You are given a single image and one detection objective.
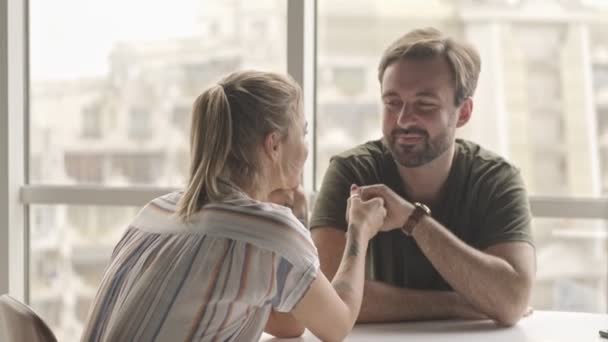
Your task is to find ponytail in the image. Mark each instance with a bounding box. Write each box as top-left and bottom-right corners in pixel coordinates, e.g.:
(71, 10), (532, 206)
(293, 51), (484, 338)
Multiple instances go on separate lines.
(176, 84), (231, 220)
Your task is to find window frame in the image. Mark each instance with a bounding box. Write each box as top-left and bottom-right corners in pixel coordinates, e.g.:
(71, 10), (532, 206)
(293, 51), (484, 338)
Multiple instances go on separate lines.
(1, 0), (28, 301)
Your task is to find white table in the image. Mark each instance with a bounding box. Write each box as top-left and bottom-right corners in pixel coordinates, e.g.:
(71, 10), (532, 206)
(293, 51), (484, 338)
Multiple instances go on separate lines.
(260, 311), (608, 341)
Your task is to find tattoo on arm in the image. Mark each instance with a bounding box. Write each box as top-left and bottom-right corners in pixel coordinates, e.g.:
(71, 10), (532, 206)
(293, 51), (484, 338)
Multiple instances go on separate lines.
(333, 281), (354, 295)
(332, 224), (366, 299)
(347, 239), (360, 257)
(346, 224), (362, 257)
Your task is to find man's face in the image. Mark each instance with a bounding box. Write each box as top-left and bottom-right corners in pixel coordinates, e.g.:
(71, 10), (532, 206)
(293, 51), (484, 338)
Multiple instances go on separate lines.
(381, 56), (462, 167)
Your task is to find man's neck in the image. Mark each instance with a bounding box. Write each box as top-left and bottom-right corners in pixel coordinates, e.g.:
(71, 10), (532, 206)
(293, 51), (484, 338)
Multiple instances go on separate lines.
(396, 144), (456, 206)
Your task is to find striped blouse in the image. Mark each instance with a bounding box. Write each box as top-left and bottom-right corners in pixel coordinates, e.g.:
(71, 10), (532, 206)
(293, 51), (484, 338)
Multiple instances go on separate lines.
(81, 189), (319, 342)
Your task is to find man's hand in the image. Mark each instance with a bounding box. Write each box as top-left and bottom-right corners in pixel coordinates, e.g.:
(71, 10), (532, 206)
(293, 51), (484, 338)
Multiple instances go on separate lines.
(268, 185), (308, 226)
(355, 184), (415, 231)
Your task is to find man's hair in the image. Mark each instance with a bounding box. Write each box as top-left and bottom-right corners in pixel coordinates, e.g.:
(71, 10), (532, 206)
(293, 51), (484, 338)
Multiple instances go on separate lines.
(378, 27), (481, 105)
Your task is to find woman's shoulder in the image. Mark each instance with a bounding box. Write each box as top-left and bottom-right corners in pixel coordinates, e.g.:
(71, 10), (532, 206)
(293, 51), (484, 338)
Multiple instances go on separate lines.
(204, 197), (318, 267)
(208, 196), (303, 229)
(133, 190), (317, 265)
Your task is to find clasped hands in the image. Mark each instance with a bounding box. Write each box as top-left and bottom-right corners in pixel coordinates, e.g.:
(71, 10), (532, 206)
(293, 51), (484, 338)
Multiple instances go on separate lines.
(268, 183), (416, 233)
(346, 184), (415, 232)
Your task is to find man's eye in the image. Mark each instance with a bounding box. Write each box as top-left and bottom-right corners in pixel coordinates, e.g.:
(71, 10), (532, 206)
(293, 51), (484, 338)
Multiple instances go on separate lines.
(417, 104), (438, 112)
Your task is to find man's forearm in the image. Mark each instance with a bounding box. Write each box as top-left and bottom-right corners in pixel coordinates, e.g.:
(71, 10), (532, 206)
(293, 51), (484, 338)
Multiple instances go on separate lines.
(412, 218), (531, 325)
(357, 280), (485, 323)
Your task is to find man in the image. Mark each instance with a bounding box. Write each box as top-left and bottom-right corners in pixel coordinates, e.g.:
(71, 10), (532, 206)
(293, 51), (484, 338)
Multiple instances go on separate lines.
(310, 27), (536, 326)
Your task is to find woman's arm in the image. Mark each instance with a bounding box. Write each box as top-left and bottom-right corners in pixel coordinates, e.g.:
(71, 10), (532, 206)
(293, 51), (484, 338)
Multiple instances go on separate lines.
(264, 311), (305, 338)
(291, 221), (372, 342)
(291, 188), (385, 342)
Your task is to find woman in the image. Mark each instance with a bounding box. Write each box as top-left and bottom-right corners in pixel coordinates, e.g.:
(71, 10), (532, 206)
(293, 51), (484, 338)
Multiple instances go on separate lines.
(81, 71), (392, 342)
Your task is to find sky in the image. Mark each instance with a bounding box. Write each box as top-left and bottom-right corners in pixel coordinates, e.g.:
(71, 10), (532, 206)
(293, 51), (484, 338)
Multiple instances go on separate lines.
(30, 0), (203, 81)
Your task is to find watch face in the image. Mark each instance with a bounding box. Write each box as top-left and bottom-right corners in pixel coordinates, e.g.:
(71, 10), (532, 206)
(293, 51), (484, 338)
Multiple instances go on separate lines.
(400, 226), (411, 236)
(414, 202), (431, 215)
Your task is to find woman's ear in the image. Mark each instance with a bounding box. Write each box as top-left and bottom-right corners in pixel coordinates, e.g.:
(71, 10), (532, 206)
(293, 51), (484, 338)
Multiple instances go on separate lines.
(263, 131), (281, 161)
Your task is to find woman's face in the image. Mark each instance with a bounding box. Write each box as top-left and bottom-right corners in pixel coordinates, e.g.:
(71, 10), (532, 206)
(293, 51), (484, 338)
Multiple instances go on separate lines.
(276, 105), (309, 190)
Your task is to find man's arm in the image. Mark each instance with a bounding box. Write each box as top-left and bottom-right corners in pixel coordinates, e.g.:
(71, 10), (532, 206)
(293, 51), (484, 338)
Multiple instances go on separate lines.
(412, 217), (535, 326)
(312, 227), (486, 323)
(358, 184), (535, 326)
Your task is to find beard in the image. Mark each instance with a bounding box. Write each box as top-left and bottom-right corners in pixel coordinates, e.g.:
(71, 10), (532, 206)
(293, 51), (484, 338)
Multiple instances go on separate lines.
(385, 126), (454, 167)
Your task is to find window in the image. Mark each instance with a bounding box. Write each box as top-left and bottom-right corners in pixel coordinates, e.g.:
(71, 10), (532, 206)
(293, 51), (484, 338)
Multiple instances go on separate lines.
(26, 0), (287, 340)
(2, 2), (608, 342)
(30, 205), (139, 342)
(29, 0), (287, 187)
(81, 103), (103, 139)
(532, 217), (608, 312)
(127, 107), (152, 141)
(333, 66), (366, 96)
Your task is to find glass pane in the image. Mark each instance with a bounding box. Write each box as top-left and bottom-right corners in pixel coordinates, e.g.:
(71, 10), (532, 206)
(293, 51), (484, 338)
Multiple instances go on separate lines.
(315, 0), (608, 198)
(29, 0), (287, 186)
(29, 205), (139, 341)
(532, 217), (607, 313)
(592, 24), (608, 194)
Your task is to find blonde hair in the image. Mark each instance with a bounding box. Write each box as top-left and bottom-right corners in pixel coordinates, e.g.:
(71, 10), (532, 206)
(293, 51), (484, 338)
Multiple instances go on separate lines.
(378, 27), (481, 105)
(177, 70), (302, 221)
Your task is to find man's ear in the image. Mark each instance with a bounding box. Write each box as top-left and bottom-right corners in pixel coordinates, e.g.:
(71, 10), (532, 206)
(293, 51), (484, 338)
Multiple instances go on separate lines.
(456, 97), (473, 128)
(263, 131), (281, 161)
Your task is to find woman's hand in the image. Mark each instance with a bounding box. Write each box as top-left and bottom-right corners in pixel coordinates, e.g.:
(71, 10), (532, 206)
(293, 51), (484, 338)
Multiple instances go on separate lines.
(347, 185), (387, 239)
(268, 185), (309, 226)
(358, 184), (415, 232)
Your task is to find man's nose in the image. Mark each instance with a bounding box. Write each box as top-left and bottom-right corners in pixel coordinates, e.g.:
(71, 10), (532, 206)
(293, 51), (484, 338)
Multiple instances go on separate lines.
(397, 104), (416, 126)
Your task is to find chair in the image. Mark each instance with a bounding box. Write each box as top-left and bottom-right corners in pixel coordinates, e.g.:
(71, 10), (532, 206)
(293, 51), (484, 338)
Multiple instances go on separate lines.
(0, 294), (57, 342)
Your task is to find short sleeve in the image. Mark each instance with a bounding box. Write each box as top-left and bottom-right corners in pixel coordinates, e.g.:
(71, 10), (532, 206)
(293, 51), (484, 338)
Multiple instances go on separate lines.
(476, 167), (534, 249)
(263, 208), (320, 312)
(309, 158), (357, 231)
(273, 257), (319, 312)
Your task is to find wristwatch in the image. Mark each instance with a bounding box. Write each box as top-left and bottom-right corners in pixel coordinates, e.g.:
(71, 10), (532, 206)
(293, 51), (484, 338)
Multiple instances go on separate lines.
(401, 202), (431, 236)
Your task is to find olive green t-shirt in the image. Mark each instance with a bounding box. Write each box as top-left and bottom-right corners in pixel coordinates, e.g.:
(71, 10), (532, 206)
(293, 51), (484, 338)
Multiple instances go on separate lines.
(310, 139), (533, 290)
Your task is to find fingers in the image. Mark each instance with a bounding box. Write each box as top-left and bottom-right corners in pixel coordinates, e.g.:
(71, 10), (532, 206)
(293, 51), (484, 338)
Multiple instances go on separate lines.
(367, 197), (384, 207)
(349, 184), (386, 208)
(346, 184), (359, 224)
(352, 184), (384, 206)
(268, 189), (290, 206)
(358, 184), (389, 200)
(350, 184), (361, 197)
(364, 197), (384, 212)
(268, 187), (301, 209)
(292, 184), (306, 199)
(368, 197), (387, 219)
(354, 191), (386, 215)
